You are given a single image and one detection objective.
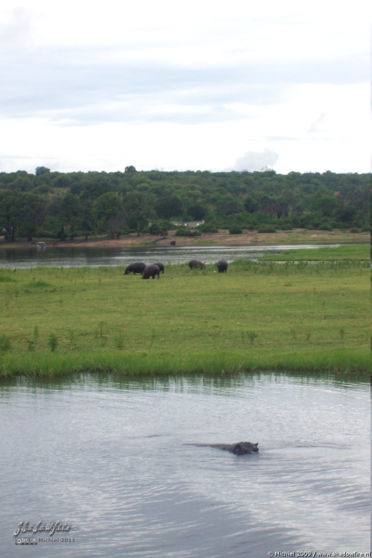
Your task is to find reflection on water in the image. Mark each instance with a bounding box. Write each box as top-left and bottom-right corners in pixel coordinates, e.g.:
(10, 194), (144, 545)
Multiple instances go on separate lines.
(0, 372), (369, 557)
(0, 244), (339, 268)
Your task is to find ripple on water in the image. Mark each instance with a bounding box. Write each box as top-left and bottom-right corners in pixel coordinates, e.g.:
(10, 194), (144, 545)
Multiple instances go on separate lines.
(0, 373), (369, 557)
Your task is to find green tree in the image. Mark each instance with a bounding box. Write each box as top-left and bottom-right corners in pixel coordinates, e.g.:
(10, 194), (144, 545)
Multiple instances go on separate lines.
(80, 199), (95, 240)
(216, 194), (243, 215)
(0, 190), (19, 241)
(123, 191), (153, 236)
(62, 193), (81, 239)
(35, 166), (50, 176)
(244, 194), (259, 213)
(18, 193), (46, 241)
(44, 197), (67, 240)
(156, 194), (184, 219)
(187, 202), (207, 220)
(94, 192), (124, 238)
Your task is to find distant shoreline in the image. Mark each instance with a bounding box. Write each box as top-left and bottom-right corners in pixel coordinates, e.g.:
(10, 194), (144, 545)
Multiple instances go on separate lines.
(0, 229), (368, 250)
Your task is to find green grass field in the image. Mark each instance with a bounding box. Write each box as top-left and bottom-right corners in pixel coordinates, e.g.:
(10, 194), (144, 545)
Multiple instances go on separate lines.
(262, 243), (370, 261)
(0, 259), (370, 377)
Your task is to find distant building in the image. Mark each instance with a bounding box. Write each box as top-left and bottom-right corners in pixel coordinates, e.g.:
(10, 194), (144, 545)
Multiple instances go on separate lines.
(171, 220), (205, 228)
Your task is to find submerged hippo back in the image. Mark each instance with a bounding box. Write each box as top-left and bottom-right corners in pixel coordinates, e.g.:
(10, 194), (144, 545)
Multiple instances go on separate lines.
(190, 441), (259, 455)
(231, 442), (258, 455)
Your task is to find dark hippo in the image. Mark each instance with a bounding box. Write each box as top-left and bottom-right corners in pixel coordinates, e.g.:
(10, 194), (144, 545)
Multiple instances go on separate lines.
(188, 259), (205, 270)
(142, 264), (160, 279)
(154, 262), (165, 273)
(190, 441), (258, 455)
(124, 262), (146, 275)
(216, 260), (228, 273)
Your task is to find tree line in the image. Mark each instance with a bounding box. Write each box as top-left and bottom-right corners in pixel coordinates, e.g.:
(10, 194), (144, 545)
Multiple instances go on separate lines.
(0, 166), (369, 242)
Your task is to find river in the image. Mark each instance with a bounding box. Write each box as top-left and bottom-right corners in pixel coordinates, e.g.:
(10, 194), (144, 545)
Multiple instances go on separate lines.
(0, 244), (340, 268)
(0, 372), (369, 557)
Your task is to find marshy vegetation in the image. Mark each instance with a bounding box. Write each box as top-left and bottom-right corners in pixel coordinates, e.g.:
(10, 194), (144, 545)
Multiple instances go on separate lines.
(0, 253), (369, 378)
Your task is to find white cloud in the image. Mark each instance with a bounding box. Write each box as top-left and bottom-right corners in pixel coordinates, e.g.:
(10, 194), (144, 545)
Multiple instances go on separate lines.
(0, 1), (370, 173)
(233, 149), (279, 172)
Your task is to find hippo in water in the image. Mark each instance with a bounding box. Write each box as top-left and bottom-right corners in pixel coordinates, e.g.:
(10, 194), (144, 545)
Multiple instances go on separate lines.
(124, 262), (146, 275)
(190, 441), (259, 455)
(188, 259), (205, 270)
(142, 264), (160, 279)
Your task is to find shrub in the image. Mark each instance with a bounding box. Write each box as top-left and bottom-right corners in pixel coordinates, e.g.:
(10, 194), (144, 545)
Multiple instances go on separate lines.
(48, 333), (58, 352)
(199, 222), (219, 233)
(257, 224), (277, 233)
(175, 228), (201, 237)
(174, 227), (188, 236)
(0, 334), (11, 352)
(229, 226), (242, 234)
(148, 220), (171, 235)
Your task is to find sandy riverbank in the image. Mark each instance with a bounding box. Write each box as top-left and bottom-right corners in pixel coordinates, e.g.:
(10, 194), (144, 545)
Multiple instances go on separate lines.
(0, 229), (369, 250)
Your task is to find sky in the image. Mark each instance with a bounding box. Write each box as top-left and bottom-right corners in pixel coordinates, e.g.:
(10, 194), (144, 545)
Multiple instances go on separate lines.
(0, 0), (370, 174)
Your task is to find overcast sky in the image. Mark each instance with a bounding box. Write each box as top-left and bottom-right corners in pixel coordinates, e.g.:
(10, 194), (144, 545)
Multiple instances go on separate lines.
(0, 0), (370, 174)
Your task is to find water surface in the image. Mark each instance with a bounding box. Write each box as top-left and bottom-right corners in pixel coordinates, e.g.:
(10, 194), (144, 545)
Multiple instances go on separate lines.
(0, 373), (369, 557)
(0, 244), (339, 268)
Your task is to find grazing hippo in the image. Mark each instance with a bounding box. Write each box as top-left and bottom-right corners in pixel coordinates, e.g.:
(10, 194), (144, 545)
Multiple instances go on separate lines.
(188, 259), (205, 270)
(124, 262), (146, 275)
(216, 260), (228, 273)
(154, 262), (165, 273)
(142, 264), (160, 279)
(191, 441), (258, 455)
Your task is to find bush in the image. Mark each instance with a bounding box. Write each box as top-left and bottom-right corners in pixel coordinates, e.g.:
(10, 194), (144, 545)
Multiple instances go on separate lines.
(257, 224), (277, 233)
(175, 228), (201, 237)
(148, 220), (171, 235)
(48, 333), (58, 352)
(244, 223), (257, 231)
(199, 223), (219, 233)
(229, 226), (242, 234)
(0, 334), (11, 352)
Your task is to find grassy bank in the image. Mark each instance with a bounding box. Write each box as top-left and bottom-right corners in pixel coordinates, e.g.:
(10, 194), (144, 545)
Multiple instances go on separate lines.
(0, 261), (370, 377)
(262, 244), (370, 261)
